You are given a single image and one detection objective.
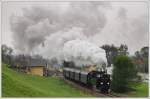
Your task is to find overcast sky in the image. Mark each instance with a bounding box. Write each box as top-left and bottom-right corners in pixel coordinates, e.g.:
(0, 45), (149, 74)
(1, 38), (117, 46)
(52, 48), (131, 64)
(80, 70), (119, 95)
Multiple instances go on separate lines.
(2, 1), (149, 57)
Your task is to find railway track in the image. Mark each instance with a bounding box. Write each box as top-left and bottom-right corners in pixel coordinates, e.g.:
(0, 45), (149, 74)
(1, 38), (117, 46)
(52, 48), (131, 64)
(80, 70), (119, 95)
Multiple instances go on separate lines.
(61, 77), (124, 97)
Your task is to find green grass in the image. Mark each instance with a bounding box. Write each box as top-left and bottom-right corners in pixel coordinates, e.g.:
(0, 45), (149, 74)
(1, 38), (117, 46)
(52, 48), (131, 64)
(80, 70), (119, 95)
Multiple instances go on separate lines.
(112, 81), (149, 97)
(127, 82), (149, 97)
(2, 64), (91, 97)
(2, 63), (148, 97)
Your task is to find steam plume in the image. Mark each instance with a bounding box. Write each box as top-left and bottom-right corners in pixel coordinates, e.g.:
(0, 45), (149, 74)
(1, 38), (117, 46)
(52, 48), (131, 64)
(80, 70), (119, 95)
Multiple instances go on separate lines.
(9, 2), (148, 67)
(62, 39), (107, 67)
(10, 2), (110, 54)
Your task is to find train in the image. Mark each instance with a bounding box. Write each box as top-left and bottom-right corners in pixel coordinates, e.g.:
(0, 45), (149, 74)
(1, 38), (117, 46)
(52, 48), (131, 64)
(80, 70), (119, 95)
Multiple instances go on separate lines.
(63, 67), (111, 93)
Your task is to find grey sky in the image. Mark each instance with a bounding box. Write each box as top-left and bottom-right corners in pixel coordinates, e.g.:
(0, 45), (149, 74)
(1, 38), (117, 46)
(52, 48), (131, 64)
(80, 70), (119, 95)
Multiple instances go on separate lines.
(2, 1), (149, 57)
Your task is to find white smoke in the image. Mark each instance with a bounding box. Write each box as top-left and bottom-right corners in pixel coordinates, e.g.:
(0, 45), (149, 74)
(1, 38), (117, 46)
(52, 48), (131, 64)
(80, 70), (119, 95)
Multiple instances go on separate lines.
(10, 2), (110, 54)
(9, 2), (111, 67)
(62, 39), (107, 67)
(90, 7), (148, 55)
(35, 27), (86, 59)
(34, 27), (107, 67)
(9, 2), (148, 67)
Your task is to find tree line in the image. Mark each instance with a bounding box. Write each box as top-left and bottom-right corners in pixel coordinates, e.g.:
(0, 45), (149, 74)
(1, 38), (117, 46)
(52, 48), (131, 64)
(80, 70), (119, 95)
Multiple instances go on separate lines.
(101, 44), (148, 73)
(2, 44), (49, 69)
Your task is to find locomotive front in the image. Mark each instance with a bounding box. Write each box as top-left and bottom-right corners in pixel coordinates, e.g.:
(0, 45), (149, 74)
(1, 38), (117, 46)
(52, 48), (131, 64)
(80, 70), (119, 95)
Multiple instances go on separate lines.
(88, 70), (111, 93)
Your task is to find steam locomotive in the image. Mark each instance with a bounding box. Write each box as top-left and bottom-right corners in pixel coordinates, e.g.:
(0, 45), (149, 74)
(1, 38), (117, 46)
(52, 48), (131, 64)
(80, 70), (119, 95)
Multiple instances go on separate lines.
(63, 67), (111, 93)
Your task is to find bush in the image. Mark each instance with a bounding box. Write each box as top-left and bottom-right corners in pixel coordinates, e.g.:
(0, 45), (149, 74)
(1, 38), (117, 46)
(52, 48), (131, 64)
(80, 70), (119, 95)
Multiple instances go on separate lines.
(111, 55), (136, 93)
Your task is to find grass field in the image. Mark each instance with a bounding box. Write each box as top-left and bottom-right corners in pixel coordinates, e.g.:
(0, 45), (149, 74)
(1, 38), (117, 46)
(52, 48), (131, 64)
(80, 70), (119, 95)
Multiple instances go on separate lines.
(2, 64), (148, 97)
(112, 81), (149, 97)
(127, 81), (149, 97)
(2, 64), (91, 97)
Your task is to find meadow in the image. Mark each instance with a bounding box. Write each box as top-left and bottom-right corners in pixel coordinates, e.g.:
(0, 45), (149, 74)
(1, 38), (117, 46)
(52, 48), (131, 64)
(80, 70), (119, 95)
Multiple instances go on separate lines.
(2, 64), (148, 97)
(2, 64), (90, 97)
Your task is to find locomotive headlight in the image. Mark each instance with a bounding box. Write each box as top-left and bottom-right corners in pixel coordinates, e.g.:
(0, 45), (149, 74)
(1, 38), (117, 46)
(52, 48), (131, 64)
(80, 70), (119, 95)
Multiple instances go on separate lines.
(97, 74), (101, 78)
(100, 82), (103, 85)
(107, 82), (110, 85)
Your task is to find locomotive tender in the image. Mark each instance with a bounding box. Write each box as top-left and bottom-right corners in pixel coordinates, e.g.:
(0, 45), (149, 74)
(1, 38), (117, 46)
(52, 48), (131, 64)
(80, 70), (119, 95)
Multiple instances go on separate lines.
(63, 67), (111, 93)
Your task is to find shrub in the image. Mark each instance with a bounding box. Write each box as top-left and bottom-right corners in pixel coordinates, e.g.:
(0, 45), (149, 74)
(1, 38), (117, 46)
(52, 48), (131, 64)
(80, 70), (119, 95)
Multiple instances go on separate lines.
(111, 55), (136, 93)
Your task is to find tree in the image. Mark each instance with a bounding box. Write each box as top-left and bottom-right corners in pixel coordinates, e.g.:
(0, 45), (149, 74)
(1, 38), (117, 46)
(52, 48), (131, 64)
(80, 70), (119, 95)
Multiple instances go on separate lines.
(133, 47), (148, 73)
(140, 47), (148, 57)
(110, 44), (118, 62)
(135, 51), (140, 58)
(101, 44), (129, 67)
(111, 55), (136, 93)
(2, 44), (13, 64)
(101, 44), (118, 67)
(140, 47), (148, 72)
(118, 44), (129, 55)
(101, 44), (111, 66)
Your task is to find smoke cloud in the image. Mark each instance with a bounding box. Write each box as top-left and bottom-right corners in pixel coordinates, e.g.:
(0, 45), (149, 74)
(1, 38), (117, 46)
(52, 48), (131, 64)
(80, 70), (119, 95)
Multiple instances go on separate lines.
(10, 2), (110, 54)
(9, 2), (148, 66)
(90, 6), (148, 54)
(62, 39), (107, 67)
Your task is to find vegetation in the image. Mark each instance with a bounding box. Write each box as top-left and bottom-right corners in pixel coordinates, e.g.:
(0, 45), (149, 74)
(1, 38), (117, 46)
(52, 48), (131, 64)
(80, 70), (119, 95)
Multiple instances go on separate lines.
(2, 45), (13, 65)
(112, 82), (148, 97)
(2, 44), (50, 70)
(101, 44), (128, 66)
(101, 44), (148, 73)
(2, 64), (90, 97)
(111, 55), (136, 93)
(127, 82), (149, 97)
(132, 46), (148, 73)
(2, 63), (148, 97)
